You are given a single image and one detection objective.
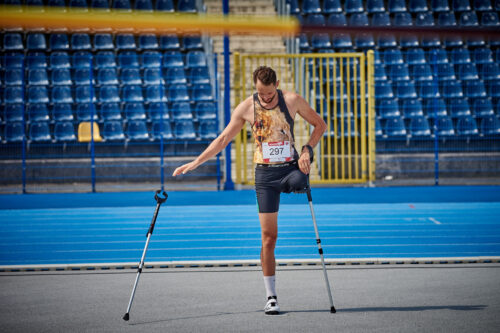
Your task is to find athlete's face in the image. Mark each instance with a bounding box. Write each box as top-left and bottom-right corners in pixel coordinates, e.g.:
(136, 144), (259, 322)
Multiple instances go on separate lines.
(256, 79), (280, 104)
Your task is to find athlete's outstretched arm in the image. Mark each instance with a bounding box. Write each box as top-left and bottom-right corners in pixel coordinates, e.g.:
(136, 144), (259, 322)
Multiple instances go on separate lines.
(172, 102), (248, 176)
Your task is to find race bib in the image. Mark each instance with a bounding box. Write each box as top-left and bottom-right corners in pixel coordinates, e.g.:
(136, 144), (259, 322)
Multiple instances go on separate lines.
(262, 141), (292, 163)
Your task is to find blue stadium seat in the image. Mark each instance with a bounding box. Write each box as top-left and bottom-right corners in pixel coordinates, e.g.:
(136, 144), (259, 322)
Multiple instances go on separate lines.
(124, 103), (147, 120)
(117, 51), (139, 68)
(76, 86), (96, 103)
(377, 99), (401, 118)
(311, 34), (332, 49)
(479, 63), (500, 80)
(143, 68), (163, 85)
(286, 0), (300, 15)
(72, 51), (92, 68)
(396, 81), (418, 99)
(302, 0), (321, 14)
(388, 0), (408, 12)
(191, 84), (213, 102)
(28, 86), (49, 104)
(464, 80), (487, 98)
(388, 64), (410, 81)
(26, 52), (48, 69)
(442, 80), (464, 98)
(174, 120), (197, 139)
(139, 35), (159, 50)
(488, 80), (500, 98)
(456, 115), (479, 135)
(323, 0), (342, 13)
(409, 0), (429, 12)
(134, 0), (153, 10)
(474, 47), (494, 64)
(453, 0), (472, 11)
(171, 102), (192, 120)
(28, 69), (48, 86)
(450, 48), (471, 64)
(100, 103), (122, 121)
(425, 98), (448, 116)
(168, 85), (190, 103)
(385, 117), (407, 137)
(383, 48), (404, 65)
(459, 11), (479, 25)
(188, 67), (210, 84)
(69, 0), (88, 9)
(438, 12), (457, 26)
(25, 0), (43, 6)
(71, 33), (91, 50)
(4, 69), (23, 86)
(4, 104), (24, 123)
(367, 0), (385, 12)
(375, 81), (394, 99)
(432, 0), (451, 12)
(195, 102), (217, 120)
(29, 122), (51, 142)
(345, 0), (364, 13)
(435, 115), (456, 136)
(74, 68), (92, 85)
(199, 120), (218, 140)
(4, 86), (24, 104)
(372, 13), (397, 48)
(419, 81), (441, 99)
(95, 51), (117, 68)
(473, 97), (495, 116)
(3, 33), (24, 51)
(112, 0), (131, 10)
(127, 121), (149, 141)
(165, 67), (187, 85)
(177, 0), (196, 12)
(435, 63), (456, 81)
(52, 86), (74, 103)
(449, 97), (472, 117)
(375, 118), (384, 137)
(116, 34), (136, 50)
(151, 121), (173, 140)
(121, 85), (143, 102)
(372, 12), (391, 26)
(49, 34), (69, 51)
(480, 115), (500, 135)
(145, 85), (167, 103)
(54, 122), (76, 142)
(27, 33), (47, 50)
(183, 35), (202, 50)
(409, 116), (432, 137)
(159, 35), (180, 50)
(28, 104), (50, 122)
(141, 51), (162, 68)
(48, 0), (67, 8)
(327, 14), (353, 48)
(97, 68), (118, 85)
(4, 122), (25, 142)
(163, 51), (184, 68)
(52, 103), (74, 122)
(393, 12), (413, 25)
(457, 63), (479, 80)
(411, 64), (433, 81)
(402, 98), (425, 118)
(50, 52), (71, 69)
(374, 65), (388, 81)
(76, 103), (98, 124)
(186, 51), (207, 69)
(156, 0), (174, 11)
(481, 11), (499, 25)
(91, 0), (110, 9)
(474, 0), (493, 10)
(50, 63), (72, 85)
(102, 121), (125, 141)
(4, 53), (24, 69)
(99, 85), (120, 102)
(94, 34), (114, 50)
(147, 102), (169, 121)
(120, 68), (142, 85)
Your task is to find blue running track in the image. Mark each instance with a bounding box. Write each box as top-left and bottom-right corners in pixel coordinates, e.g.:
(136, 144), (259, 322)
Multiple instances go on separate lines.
(1, 186), (499, 266)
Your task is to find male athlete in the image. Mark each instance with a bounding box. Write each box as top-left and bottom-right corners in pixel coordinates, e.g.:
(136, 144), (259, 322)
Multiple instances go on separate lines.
(173, 66), (326, 315)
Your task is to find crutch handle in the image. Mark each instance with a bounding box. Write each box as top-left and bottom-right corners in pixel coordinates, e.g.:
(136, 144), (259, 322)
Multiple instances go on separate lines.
(154, 190), (168, 204)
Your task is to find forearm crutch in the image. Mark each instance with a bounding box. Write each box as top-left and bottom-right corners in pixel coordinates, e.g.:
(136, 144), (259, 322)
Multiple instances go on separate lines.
(306, 181), (336, 313)
(123, 190), (168, 321)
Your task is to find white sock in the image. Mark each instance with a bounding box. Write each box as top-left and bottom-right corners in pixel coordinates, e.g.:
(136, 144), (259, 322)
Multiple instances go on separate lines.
(263, 275), (276, 298)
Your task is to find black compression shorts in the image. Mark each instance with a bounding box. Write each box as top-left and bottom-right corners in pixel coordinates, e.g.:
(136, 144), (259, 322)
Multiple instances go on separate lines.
(254, 161), (309, 213)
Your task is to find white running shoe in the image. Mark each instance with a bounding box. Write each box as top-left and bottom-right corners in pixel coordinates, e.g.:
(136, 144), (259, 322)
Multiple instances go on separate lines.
(264, 296), (280, 315)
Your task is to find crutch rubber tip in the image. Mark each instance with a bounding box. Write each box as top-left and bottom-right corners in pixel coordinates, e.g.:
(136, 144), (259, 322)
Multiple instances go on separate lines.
(123, 313), (130, 321)
(330, 306), (336, 313)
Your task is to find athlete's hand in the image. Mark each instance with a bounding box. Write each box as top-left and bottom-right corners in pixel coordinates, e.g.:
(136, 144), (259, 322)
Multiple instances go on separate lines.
(172, 161), (198, 177)
(298, 151), (311, 175)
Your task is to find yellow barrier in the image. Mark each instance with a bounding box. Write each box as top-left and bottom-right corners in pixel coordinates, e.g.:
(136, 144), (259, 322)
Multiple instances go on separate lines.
(233, 52), (375, 185)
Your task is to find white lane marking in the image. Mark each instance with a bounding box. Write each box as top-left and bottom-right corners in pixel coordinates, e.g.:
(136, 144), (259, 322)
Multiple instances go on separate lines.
(429, 217), (442, 225)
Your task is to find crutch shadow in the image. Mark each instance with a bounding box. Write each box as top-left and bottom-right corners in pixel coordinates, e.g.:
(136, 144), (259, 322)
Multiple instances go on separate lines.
(335, 305), (487, 313)
(127, 310), (262, 326)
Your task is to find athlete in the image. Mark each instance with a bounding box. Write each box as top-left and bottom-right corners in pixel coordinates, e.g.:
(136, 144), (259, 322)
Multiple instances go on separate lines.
(173, 66), (327, 315)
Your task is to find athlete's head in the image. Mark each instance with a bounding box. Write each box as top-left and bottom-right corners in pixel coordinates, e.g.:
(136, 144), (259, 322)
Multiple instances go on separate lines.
(253, 66), (280, 104)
